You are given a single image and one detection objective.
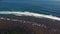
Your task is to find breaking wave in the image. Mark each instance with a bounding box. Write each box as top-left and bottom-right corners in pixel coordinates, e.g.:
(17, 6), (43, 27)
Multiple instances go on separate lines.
(0, 11), (60, 21)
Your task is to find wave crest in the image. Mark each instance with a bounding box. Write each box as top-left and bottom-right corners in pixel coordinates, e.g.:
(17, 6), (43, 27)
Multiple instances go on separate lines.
(0, 11), (60, 21)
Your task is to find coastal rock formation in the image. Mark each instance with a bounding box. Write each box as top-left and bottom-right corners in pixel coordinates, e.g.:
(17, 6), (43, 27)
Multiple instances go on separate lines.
(0, 16), (60, 34)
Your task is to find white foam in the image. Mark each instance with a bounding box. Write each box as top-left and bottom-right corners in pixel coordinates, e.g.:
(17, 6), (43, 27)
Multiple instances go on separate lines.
(0, 17), (5, 19)
(0, 11), (60, 21)
(6, 18), (10, 20)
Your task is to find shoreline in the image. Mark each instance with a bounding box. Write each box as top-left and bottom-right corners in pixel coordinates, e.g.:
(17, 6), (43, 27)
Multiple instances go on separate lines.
(0, 16), (60, 34)
(0, 16), (60, 29)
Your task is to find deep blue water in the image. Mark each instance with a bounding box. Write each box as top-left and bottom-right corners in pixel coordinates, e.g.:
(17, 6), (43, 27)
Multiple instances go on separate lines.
(0, 1), (60, 17)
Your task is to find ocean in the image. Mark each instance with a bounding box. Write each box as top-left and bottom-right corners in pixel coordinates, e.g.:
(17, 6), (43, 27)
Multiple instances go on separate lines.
(0, 1), (60, 34)
(0, 1), (60, 20)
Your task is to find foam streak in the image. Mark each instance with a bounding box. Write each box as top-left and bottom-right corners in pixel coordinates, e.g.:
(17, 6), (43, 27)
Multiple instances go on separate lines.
(0, 11), (60, 21)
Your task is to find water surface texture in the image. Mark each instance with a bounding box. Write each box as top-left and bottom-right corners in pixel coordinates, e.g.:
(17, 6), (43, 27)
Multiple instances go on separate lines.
(0, 0), (60, 17)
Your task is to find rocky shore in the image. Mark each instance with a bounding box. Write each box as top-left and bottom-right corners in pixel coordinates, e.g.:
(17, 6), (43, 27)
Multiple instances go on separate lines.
(0, 16), (60, 34)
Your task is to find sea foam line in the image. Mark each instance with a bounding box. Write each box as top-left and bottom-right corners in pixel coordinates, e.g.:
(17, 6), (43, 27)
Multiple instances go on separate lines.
(0, 11), (60, 21)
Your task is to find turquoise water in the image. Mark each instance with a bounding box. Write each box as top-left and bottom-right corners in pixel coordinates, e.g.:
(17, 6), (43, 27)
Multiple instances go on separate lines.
(0, 1), (60, 17)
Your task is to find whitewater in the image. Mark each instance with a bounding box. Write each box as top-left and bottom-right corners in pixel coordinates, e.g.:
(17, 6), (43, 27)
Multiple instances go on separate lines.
(0, 11), (60, 21)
